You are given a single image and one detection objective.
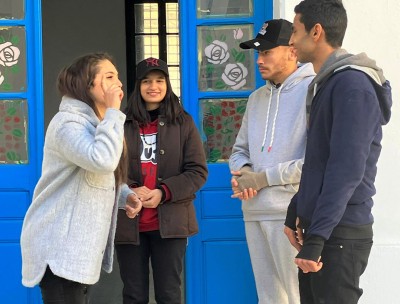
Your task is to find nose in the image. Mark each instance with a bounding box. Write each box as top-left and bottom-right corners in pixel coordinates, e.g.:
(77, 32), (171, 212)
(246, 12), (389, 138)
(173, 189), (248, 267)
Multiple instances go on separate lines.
(256, 54), (264, 65)
(117, 79), (123, 88)
(149, 80), (157, 88)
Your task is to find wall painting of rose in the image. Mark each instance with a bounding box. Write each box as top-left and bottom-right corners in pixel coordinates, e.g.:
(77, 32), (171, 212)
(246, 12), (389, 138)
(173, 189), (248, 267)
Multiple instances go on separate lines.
(198, 24), (255, 92)
(0, 26), (26, 92)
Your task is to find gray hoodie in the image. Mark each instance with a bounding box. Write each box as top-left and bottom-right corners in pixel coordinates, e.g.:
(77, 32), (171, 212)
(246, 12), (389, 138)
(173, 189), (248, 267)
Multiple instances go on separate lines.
(229, 63), (315, 221)
(306, 49), (390, 123)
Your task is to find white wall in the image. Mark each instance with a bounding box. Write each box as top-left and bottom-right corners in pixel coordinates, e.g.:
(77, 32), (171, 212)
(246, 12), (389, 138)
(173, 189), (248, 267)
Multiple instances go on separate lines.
(274, 1), (400, 303)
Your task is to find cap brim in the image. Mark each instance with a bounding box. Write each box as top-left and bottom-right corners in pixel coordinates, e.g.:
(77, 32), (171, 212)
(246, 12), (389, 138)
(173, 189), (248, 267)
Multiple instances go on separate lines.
(239, 38), (278, 51)
(137, 66), (169, 79)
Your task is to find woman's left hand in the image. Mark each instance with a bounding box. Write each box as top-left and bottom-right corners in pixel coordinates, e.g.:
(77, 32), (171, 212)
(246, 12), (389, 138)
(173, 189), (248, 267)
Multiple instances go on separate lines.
(141, 189), (163, 208)
(125, 194), (142, 218)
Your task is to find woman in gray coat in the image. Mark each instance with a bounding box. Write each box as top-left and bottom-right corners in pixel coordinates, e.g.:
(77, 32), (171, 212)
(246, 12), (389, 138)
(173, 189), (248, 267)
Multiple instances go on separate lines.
(20, 53), (142, 304)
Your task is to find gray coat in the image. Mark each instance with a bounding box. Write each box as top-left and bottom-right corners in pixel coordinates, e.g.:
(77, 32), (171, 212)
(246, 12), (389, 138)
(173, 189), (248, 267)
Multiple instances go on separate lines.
(21, 97), (133, 287)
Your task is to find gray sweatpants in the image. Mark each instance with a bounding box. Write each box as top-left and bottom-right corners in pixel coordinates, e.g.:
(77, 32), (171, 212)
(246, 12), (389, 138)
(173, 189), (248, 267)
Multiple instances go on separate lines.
(245, 220), (300, 304)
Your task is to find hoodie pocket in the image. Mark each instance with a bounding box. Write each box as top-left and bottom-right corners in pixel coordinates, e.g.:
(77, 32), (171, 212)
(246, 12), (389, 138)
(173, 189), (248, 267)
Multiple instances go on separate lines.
(85, 171), (115, 190)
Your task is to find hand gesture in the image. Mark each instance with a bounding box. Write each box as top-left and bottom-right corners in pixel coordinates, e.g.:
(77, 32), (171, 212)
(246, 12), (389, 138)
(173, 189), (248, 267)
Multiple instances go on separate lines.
(140, 189), (163, 208)
(284, 217), (303, 252)
(231, 170), (257, 200)
(125, 193), (142, 218)
(295, 257), (323, 273)
(101, 74), (124, 110)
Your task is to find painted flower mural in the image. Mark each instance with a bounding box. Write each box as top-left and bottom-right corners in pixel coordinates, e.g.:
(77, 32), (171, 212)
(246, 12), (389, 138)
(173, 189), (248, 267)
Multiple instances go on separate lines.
(0, 99), (27, 164)
(0, 35), (23, 92)
(201, 99), (248, 162)
(204, 40), (230, 64)
(0, 42), (21, 67)
(221, 63), (248, 90)
(233, 28), (243, 40)
(0, 31), (27, 164)
(198, 24), (254, 162)
(199, 24), (254, 92)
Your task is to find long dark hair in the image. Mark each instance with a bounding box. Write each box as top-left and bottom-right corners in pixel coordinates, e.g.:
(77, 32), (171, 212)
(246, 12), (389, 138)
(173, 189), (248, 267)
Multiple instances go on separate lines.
(124, 72), (185, 125)
(57, 52), (127, 186)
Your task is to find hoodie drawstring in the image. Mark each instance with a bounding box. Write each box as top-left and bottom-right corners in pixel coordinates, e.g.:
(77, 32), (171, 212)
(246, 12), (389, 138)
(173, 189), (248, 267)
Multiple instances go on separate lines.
(261, 85), (283, 152)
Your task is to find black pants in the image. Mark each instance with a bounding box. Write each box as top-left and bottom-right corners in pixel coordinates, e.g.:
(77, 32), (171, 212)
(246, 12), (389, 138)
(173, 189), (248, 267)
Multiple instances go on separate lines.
(299, 237), (373, 304)
(115, 230), (187, 304)
(39, 266), (90, 304)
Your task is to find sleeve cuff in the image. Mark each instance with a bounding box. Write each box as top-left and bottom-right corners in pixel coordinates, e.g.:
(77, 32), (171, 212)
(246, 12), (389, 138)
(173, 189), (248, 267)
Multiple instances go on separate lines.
(284, 196), (297, 231)
(118, 183), (135, 209)
(159, 184), (171, 204)
(296, 235), (325, 262)
(284, 208), (297, 231)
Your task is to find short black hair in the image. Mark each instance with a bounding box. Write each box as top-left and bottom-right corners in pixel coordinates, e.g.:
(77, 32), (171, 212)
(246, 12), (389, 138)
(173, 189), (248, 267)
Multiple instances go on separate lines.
(294, 0), (347, 48)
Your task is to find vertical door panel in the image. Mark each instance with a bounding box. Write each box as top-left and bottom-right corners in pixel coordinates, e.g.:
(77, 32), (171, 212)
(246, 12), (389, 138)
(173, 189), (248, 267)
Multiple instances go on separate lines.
(0, 0), (44, 303)
(181, 0), (273, 302)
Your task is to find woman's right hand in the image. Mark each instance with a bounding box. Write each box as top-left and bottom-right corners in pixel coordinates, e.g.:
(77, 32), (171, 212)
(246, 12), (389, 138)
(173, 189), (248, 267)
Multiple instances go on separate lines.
(101, 74), (124, 110)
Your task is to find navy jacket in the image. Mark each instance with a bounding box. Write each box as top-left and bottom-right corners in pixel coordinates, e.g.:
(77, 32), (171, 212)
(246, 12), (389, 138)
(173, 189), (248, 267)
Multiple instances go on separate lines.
(286, 63), (392, 261)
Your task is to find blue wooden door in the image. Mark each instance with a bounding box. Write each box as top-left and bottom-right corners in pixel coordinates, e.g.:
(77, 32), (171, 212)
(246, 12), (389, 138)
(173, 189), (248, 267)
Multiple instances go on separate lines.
(0, 0), (44, 303)
(180, 1), (272, 303)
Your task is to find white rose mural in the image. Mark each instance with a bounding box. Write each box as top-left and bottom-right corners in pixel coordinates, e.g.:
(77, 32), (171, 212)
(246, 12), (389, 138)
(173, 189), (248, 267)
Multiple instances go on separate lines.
(0, 33), (24, 92)
(0, 42), (21, 67)
(200, 25), (253, 91)
(204, 40), (230, 65)
(221, 63), (248, 90)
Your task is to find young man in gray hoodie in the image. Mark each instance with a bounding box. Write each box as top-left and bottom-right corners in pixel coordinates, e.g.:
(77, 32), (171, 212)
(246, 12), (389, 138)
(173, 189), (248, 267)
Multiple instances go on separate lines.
(229, 19), (315, 304)
(284, 1), (392, 303)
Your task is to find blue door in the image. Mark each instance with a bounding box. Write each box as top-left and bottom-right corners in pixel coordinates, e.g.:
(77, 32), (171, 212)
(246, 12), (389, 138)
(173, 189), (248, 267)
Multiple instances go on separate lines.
(180, 1), (272, 303)
(0, 0), (44, 303)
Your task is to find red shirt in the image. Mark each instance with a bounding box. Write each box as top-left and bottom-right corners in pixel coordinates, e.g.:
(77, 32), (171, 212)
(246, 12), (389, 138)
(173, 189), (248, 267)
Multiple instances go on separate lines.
(139, 120), (159, 232)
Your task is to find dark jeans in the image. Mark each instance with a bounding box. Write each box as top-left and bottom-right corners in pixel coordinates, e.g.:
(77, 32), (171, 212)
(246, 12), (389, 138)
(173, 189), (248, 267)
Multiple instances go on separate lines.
(39, 266), (90, 304)
(115, 230), (187, 304)
(299, 237), (373, 304)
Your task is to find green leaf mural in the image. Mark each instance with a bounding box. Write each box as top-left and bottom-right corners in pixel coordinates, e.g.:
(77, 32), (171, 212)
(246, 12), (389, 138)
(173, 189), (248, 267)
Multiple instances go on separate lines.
(201, 99), (248, 162)
(0, 99), (28, 164)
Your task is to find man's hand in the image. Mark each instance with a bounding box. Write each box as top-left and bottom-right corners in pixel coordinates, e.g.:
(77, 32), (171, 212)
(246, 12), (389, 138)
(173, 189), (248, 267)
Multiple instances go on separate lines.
(295, 257), (323, 273)
(284, 225), (303, 252)
(231, 169), (257, 200)
(236, 170), (268, 192)
(125, 193), (142, 218)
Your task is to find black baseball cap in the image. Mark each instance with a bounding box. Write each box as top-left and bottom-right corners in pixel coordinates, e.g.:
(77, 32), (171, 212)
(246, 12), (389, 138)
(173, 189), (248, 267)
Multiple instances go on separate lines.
(136, 57), (169, 79)
(240, 19), (292, 51)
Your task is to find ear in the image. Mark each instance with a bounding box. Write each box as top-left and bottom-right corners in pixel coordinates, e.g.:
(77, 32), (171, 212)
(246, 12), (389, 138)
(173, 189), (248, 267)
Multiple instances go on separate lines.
(311, 23), (323, 41)
(288, 46), (297, 61)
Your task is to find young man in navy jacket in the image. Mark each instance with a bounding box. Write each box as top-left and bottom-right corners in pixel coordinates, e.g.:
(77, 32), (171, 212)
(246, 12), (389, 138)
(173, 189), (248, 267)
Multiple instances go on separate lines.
(284, 1), (392, 303)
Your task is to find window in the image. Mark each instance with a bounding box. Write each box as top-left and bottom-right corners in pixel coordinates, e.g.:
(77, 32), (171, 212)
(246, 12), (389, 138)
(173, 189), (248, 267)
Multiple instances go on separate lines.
(125, 0), (180, 96)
